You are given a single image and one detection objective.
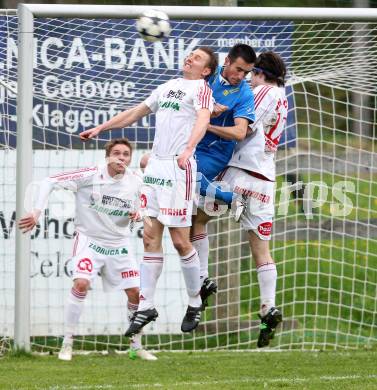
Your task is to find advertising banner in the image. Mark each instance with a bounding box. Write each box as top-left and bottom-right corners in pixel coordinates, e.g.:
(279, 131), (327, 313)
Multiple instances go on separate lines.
(0, 16), (293, 336)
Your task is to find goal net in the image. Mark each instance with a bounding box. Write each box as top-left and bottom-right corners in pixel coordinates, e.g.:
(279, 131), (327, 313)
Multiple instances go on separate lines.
(0, 6), (376, 353)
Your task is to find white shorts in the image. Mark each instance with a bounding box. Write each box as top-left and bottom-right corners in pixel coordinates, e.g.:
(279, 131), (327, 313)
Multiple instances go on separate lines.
(141, 155), (197, 227)
(71, 232), (140, 291)
(221, 167), (275, 240)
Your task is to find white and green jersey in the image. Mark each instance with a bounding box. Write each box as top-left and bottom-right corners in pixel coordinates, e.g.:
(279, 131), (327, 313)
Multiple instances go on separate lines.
(144, 77), (213, 157)
(35, 165), (142, 246)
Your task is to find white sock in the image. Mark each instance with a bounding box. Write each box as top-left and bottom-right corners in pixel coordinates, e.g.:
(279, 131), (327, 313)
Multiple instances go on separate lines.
(138, 252), (164, 311)
(180, 249), (201, 308)
(63, 287), (87, 344)
(191, 232), (209, 283)
(128, 301), (142, 350)
(257, 262), (277, 316)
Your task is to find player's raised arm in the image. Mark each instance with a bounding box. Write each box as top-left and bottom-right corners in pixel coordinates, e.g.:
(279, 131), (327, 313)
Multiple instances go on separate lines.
(18, 167), (95, 233)
(80, 102), (152, 140)
(207, 116), (250, 141)
(177, 107), (211, 169)
(18, 176), (58, 233)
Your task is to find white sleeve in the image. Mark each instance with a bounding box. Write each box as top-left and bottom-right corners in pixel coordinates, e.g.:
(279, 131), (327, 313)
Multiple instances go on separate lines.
(143, 83), (165, 113)
(256, 89), (279, 130)
(34, 167), (97, 211)
(194, 80), (214, 113)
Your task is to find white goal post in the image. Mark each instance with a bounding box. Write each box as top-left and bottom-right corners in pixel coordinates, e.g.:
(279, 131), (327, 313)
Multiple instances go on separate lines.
(4, 4), (377, 352)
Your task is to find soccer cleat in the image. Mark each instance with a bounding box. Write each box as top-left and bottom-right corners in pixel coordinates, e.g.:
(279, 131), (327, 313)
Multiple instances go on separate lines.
(181, 305), (201, 332)
(58, 343), (73, 361)
(234, 194), (248, 223)
(129, 348), (157, 361)
(200, 277), (218, 310)
(124, 308), (158, 337)
(257, 307), (283, 348)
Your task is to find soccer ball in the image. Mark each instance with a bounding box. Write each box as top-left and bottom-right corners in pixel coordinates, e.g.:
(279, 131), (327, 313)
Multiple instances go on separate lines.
(136, 10), (171, 42)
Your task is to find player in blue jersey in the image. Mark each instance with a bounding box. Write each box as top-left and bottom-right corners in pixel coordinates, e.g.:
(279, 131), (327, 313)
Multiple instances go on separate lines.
(190, 44), (257, 307)
(196, 44), (256, 199)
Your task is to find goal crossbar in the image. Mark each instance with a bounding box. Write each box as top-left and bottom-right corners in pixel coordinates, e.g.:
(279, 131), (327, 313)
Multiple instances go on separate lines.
(18, 4), (377, 20)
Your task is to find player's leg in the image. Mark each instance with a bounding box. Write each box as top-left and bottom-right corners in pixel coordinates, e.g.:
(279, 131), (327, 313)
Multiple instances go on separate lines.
(140, 217), (164, 310)
(191, 210), (217, 309)
(59, 233), (97, 361)
(237, 170), (281, 347)
(192, 167), (236, 309)
(125, 217), (163, 336)
(169, 226), (202, 332)
(59, 277), (90, 361)
(249, 232), (276, 314)
(191, 209), (211, 282)
(248, 232), (282, 348)
(124, 287), (157, 361)
(100, 245), (157, 359)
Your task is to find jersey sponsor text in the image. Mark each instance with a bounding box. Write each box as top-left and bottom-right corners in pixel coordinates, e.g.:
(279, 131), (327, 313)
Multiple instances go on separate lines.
(89, 242), (128, 256)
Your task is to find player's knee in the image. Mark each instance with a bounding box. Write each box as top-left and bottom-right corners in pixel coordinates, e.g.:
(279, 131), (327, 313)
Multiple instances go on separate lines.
(143, 236), (154, 251)
(73, 278), (90, 294)
(172, 239), (191, 255)
(143, 234), (161, 252)
(250, 244), (273, 264)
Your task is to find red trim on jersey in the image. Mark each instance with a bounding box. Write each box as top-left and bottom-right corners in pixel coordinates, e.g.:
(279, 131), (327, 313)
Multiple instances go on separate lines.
(199, 82), (211, 109)
(204, 83), (211, 108)
(185, 159), (192, 200)
(198, 86), (203, 107)
(254, 86), (273, 109)
(50, 166), (97, 179)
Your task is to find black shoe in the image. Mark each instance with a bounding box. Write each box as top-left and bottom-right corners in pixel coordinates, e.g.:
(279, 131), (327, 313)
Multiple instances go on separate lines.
(200, 278), (218, 310)
(125, 308), (158, 337)
(181, 306), (201, 332)
(257, 307), (282, 348)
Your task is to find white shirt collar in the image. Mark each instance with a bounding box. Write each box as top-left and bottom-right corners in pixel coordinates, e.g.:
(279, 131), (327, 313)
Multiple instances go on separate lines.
(219, 68), (231, 86)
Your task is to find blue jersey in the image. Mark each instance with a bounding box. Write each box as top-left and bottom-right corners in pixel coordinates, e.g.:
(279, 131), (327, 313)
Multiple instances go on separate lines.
(196, 66), (255, 188)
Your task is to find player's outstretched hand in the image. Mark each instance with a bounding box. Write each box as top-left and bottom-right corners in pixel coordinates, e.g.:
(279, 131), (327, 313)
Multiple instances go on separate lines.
(80, 127), (102, 141)
(211, 103), (228, 118)
(18, 210), (41, 233)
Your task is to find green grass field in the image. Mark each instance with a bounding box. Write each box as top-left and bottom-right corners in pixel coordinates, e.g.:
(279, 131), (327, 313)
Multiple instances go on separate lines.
(1, 350), (377, 390)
